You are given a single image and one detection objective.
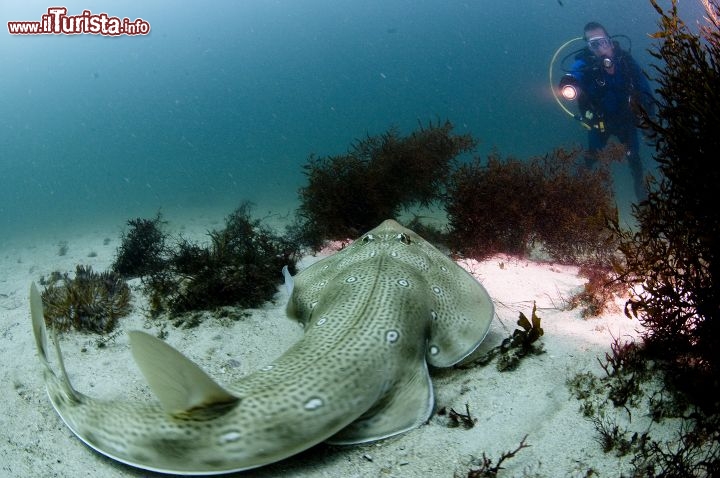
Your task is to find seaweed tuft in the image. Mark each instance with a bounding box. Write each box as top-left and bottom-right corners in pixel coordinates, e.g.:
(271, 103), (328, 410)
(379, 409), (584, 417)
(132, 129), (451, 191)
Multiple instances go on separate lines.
(40, 265), (131, 333)
(112, 213), (168, 278)
(143, 203), (300, 316)
(296, 121), (475, 246)
(446, 148), (618, 266)
(568, 266), (626, 318)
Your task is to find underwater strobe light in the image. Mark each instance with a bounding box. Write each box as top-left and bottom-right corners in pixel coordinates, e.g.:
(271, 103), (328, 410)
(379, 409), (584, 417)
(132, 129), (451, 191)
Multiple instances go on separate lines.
(549, 36), (591, 129)
(559, 74), (578, 101)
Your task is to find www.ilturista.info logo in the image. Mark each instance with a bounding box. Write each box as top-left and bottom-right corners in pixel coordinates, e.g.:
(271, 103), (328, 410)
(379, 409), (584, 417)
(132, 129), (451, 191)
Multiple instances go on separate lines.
(7, 7), (150, 36)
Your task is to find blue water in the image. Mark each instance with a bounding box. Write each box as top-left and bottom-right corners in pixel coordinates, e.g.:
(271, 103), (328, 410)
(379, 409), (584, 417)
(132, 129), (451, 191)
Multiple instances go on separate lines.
(0, 1), (706, 243)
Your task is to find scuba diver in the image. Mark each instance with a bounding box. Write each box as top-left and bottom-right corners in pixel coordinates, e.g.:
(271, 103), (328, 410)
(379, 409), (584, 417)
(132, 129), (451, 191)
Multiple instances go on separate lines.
(558, 22), (655, 202)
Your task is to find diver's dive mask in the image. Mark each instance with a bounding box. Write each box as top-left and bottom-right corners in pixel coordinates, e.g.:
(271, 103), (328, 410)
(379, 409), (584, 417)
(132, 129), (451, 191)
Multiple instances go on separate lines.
(587, 36), (611, 51)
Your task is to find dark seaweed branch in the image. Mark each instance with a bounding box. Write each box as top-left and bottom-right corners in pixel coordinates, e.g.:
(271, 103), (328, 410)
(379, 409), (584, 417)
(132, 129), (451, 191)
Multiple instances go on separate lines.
(439, 403), (477, 429)
(461, 435), (530, 478)
(612, 0), (720, 411)
(599, 2), (720, 473)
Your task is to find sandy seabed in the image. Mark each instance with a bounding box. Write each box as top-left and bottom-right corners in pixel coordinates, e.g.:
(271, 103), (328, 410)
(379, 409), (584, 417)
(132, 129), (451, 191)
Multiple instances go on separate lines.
(0, 212), (675, 477)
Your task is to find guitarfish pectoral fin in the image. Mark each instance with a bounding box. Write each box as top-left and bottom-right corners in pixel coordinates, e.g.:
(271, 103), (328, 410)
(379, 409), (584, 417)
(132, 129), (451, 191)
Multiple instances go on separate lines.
(326, 361), (433, 445)
(425, 261), (495, 368)
(128, 331), (239, 415)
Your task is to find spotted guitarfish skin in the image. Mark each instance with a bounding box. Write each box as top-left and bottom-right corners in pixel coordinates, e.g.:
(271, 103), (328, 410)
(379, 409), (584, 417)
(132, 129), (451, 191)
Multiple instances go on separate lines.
(31, 219), (494, 475)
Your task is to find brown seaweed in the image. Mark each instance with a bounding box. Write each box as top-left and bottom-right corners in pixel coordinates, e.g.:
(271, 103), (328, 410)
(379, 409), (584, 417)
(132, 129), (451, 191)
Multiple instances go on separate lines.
(446, 147), (617, 266)
(40, 265), (131, 333)
(142, 203), (300, 317)
(295, 120), (475, 246)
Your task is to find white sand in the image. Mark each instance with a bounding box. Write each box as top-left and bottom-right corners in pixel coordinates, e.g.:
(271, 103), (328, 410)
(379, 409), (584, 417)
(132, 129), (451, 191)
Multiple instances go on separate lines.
(0, 215), (670, 477)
